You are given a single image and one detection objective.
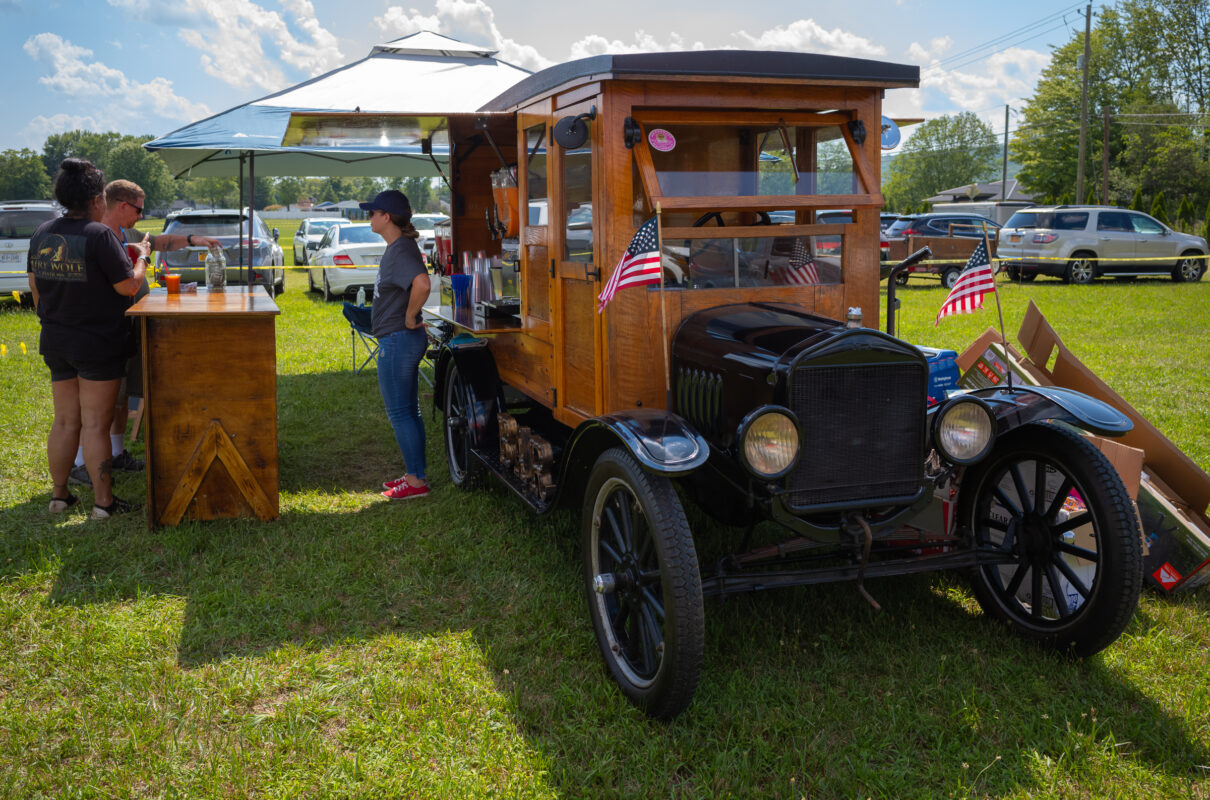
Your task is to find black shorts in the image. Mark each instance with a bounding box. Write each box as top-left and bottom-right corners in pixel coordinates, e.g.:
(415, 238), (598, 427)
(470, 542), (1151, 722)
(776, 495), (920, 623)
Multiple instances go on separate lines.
(43, 353), (128, 382)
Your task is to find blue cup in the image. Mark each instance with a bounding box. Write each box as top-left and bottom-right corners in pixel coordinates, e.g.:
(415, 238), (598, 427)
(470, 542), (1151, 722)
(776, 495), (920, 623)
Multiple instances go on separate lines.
(451, 274), (471, 309)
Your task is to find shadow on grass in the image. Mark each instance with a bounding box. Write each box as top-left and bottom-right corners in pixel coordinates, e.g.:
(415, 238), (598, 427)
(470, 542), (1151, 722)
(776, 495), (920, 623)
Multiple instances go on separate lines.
(2, 365), (1205, 795)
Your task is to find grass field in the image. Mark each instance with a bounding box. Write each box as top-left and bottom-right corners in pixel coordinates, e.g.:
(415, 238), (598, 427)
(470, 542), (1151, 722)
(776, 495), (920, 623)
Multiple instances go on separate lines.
(1, 237), (1209, 798)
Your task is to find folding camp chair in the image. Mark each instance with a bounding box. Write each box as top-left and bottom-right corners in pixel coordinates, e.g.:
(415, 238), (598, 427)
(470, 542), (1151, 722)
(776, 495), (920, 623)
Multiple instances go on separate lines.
(342, 302), (379, 374)
(342, 302), (435, 387)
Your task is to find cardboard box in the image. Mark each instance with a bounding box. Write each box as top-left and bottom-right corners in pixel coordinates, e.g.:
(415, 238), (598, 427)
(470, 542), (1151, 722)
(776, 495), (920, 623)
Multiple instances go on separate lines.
(956, 301), (1210, 593)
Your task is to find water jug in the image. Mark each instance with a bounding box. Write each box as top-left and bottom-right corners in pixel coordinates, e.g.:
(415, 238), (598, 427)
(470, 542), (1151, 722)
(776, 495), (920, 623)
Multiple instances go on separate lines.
(205, 246), (226, 291)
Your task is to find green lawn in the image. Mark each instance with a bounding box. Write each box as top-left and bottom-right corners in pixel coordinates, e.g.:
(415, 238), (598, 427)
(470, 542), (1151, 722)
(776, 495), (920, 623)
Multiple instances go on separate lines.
(1, 269), (1208, 799)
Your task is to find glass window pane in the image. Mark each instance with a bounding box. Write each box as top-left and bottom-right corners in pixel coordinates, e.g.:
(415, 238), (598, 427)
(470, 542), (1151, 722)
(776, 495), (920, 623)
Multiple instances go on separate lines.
(563, 139), (592, 263)
(659, 233), (842, 289)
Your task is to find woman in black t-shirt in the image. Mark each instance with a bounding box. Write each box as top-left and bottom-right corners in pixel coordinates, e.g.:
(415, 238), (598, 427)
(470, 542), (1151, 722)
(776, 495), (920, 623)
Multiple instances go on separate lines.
(27, 159), (147, 519)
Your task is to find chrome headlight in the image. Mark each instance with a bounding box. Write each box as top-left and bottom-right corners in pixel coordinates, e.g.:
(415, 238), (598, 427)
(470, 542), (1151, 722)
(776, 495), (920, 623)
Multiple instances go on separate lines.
(739, 406), (800, 479)
(933, 396), (995, 464)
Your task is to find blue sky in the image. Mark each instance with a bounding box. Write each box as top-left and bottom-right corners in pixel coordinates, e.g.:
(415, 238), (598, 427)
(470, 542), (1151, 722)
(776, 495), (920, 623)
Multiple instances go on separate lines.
(0, 0), (1097, 155)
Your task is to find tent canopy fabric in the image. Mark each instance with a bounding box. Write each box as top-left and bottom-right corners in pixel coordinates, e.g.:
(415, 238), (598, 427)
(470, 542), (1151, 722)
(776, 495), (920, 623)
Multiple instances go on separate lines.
(144, 31), (530, 179)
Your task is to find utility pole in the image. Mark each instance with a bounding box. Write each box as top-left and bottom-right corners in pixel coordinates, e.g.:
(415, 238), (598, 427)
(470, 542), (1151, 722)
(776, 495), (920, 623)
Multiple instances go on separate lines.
(1076, 3), (1092, 201)
(1002, 104), (1010, 201)
(1102, 108), (1110, 205)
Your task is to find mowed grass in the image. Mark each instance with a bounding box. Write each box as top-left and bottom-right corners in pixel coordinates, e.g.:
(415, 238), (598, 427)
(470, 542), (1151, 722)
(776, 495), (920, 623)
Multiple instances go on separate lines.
(1, 243), (1209, 798)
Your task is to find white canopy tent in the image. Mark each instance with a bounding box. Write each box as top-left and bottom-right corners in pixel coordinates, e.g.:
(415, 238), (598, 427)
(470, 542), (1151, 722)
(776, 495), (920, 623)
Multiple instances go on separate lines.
(144, 31), (531, 179)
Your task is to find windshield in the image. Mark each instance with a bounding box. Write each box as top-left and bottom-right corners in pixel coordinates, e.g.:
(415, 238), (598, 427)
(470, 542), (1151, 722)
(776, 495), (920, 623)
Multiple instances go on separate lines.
(0, 208), (58, 238)
(659, 233), (842, 289)
(339, 227), (385, 245)
(168, 215), (267, 238)
(309, 220), (343, 233)
(412, 215), (447, 232)
(646, 123), (856, 198)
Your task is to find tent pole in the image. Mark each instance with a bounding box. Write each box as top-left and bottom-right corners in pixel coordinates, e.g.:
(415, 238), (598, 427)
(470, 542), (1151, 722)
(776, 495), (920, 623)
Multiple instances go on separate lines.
(248, 151), (255, 289)
(238, 153), (246, 285)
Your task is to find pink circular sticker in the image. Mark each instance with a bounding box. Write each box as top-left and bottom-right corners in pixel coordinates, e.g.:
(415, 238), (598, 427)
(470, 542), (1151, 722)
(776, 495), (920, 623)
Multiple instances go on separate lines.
(648, 128), (676, 152)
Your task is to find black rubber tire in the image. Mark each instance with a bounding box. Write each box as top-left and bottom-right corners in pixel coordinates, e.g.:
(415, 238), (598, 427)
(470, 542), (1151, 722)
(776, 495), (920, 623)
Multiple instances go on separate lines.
(1064, 253), (1096, 284)
(307, 270), (317, 293)
(893, 272), (909, 286)
(941, 267), (960, 289)
(1004, 265), (1020, 281)
(322, 273), (333, 302)
(958, 423), (1142, 657)
(582, 447), (704, 720)
(1171, 252), (1205, 283)
(442, 363), (484, 488)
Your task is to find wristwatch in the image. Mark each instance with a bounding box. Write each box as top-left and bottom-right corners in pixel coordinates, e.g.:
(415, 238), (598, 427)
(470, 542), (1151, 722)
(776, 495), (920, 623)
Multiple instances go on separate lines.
(187, 234), (195, 246)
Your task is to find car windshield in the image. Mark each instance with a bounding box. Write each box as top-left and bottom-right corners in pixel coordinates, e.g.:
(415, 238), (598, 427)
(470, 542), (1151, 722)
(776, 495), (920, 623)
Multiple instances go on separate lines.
(0, 208), (58, 238)
(412, 216), (447, 232)
(338, 227), (385, 245)
(168, 215), (266, 237)
(646, 123), (857, 198)
(308, 220), (343, 233)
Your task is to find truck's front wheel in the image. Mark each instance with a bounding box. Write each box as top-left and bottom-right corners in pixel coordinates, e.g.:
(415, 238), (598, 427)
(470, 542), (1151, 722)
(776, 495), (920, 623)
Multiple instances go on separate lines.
(958, 423), (1142, 656)
(582, 447), (703, 720)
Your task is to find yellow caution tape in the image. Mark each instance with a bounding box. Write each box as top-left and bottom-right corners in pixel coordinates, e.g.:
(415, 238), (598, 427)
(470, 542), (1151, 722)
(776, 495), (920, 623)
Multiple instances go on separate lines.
(1, 344), (6, 356)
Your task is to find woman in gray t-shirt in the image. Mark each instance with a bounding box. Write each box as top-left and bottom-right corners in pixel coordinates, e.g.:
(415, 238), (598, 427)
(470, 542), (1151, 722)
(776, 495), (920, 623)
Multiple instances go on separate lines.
(360, 190), (432, 500)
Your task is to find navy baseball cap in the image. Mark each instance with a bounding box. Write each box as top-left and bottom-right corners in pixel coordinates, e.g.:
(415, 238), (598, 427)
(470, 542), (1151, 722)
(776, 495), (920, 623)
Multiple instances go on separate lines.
(359, 189), (412, 218)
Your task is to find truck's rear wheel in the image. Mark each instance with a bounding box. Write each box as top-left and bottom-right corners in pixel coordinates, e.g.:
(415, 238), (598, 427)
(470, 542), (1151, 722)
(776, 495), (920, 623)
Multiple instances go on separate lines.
(958, 423), (1141, 656)
(443, 363), (484, 488)
(582, 447), (703, 719)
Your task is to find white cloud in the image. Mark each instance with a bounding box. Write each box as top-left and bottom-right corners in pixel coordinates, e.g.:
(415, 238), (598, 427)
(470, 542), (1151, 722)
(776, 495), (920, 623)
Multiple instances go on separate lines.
(175, 0), (344, 92)
(21, 32), (211, 144)
(921, 46), (1049, 116)
(567, 31), (706, 60)
(733, 20), (886, 58)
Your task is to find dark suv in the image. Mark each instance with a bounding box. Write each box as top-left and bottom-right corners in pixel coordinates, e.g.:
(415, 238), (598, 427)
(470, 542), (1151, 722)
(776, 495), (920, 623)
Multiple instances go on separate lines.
(887, 212), (999, 239)
(158, 209), (285, 293)
(997, 206), (1207, 283)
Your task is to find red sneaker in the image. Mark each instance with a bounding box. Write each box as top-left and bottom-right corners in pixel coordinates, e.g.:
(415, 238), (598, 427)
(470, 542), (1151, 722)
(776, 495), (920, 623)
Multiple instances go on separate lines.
(383, 476), (406, 490)
(382, 482), (429, 500)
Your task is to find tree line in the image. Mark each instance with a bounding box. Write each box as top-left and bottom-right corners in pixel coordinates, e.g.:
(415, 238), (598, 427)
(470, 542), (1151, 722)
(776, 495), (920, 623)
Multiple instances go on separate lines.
(883, 0), (1210, 229)
(0, 129), (444, 214)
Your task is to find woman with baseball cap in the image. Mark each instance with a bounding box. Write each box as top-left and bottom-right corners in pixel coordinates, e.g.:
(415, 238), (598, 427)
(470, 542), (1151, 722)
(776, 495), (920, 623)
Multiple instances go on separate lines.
(361, 190), (432, 500)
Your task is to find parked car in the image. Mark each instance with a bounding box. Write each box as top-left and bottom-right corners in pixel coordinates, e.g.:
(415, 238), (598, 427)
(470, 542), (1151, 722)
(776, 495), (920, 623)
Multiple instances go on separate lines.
(411, 213), (449, 265)
(887, 212), (1000, 239)
(157, 209), (285, 294)
(0, 200), (59, 305)
(307, 222), (386, 300)
(293, 217), (350, 265)
(997, 205), (1208, 283)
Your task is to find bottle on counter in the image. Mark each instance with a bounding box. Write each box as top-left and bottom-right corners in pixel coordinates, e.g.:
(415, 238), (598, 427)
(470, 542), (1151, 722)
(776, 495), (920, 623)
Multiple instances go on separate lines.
(205, 246), (227, 291)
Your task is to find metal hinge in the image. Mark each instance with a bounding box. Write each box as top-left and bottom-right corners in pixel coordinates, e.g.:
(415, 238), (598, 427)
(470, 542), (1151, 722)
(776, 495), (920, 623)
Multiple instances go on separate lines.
(550, 258), (556, 278)
(551, 387), (557, 406)
(586, 265), (600, 281)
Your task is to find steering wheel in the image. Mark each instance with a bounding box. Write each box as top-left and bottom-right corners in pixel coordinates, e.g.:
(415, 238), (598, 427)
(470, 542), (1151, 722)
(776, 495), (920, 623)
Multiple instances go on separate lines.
(691, 211), (773, 227)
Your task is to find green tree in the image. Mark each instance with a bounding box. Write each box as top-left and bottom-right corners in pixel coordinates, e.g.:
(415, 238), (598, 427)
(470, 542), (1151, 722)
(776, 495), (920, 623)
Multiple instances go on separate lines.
(1085, 184), (1098, 205)
(105, 139), (176, 210)
(275, 177), (305, 209)
(1130, 187), (1144, 210)
(194, 177), (238, 208)
(41, 130), (123, 181)
(1150, 190), (1169, 223)
(0, 148), (53, 200)
(1178, 195), (1195, 229)
(881, 112), (999, 209)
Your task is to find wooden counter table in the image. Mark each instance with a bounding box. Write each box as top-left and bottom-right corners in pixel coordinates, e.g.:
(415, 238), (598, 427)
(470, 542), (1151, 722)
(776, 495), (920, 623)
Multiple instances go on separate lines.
(128, 287), (280, 528)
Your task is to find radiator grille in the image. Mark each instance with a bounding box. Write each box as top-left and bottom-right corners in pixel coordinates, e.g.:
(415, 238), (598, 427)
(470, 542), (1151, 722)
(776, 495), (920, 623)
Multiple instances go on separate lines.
(786, 363), (926, 507)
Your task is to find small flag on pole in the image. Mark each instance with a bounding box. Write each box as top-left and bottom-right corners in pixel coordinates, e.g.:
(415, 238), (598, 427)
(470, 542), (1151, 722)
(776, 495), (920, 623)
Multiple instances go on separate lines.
(782, 237), (820, 285)
(597, 217), (661, 312)
(934, 239), (996, 325)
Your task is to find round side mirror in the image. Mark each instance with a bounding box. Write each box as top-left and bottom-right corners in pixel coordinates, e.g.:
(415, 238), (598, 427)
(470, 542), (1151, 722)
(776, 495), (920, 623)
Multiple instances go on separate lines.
(553, 115), (590, 150)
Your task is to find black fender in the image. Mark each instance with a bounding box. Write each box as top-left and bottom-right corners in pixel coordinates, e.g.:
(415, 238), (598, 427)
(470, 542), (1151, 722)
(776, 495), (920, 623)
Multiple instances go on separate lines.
(962, 384), (1132, 438)
(557, 410), (710, 508)
(433, 336), (502, 449)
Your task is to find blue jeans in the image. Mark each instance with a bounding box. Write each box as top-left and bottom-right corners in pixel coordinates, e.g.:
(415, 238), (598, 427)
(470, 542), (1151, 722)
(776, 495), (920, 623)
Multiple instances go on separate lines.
(377, 327), (427, 481)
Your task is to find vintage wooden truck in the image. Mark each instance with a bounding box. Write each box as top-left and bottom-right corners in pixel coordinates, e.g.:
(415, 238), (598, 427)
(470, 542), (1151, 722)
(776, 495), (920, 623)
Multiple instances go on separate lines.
(289, 50), (1143, 719)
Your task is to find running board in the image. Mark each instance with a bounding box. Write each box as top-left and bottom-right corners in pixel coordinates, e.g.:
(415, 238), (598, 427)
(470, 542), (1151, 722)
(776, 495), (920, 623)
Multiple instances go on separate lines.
(470, 449), (555, 514)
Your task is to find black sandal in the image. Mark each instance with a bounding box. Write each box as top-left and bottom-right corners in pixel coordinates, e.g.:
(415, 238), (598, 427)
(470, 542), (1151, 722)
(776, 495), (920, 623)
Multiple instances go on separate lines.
(49, 492), (80, 514)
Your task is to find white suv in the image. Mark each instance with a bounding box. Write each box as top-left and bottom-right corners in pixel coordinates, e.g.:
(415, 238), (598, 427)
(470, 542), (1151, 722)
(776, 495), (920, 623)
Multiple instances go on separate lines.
(997, 205), (1208, 284)
(0, 201), (60, 304)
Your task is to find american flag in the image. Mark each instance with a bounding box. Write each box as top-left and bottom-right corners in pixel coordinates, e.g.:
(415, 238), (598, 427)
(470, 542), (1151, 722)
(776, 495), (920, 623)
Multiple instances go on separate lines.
(935, 239), (996, 325)
(597, 216), (661, 312)
(782, 237), (820, 285)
